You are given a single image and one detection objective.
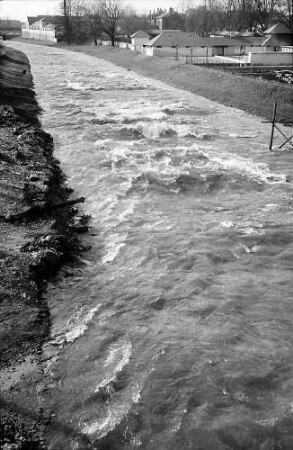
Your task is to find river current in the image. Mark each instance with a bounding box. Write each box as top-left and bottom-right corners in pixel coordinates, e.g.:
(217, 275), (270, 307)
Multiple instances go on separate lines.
(11, 43), (293, 450)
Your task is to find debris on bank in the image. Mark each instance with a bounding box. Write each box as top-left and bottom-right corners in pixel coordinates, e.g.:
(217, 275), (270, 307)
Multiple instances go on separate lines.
(0, 45), (88, 449)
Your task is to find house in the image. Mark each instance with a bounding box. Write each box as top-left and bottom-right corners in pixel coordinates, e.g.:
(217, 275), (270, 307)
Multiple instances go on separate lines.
(262, 22), (293, 51)
(142, 26), (293, 66)
(143, 30), (258, 59)
(245, 23), (293, 65)
(156, 8), (186, 31)
(130, 30), (150, 52)
(144, 31), (205, 57)
(22, 16), (65, 43)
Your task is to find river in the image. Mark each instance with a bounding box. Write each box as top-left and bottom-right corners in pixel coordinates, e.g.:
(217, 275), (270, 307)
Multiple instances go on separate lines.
(10, 42), (293, 450)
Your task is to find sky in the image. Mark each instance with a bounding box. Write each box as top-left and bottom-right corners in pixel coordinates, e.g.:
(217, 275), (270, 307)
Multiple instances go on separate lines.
(0, 0), (199, 21)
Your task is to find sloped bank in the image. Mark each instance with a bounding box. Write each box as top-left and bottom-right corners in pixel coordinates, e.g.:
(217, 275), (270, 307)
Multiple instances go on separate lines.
(0, 46), (87, 448)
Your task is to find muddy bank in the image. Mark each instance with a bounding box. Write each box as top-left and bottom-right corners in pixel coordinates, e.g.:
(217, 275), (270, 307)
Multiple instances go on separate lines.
(0, 45), (87, 448)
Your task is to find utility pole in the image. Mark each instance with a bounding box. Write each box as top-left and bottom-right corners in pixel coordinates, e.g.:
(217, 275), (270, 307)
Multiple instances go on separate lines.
(63, 0), (71, 45)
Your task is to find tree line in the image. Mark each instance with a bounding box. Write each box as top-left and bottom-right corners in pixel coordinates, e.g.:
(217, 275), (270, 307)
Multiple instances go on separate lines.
(61, 0), (149, 45)
(184, 0), (292, 35)
(60, 0), (292, 45)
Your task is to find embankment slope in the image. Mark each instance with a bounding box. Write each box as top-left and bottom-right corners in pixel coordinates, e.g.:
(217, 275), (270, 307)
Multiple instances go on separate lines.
(0, 45), (84, 449)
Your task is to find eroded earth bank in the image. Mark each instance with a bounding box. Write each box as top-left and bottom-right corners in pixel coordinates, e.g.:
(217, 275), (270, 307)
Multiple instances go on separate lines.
(0, 45), (86, 448)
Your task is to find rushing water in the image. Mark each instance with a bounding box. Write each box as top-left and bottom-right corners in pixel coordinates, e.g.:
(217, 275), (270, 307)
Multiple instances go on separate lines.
(11, 43), (293, 450)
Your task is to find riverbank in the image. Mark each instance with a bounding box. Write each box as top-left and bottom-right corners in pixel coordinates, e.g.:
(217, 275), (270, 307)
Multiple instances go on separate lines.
(13, 38), (293, 126)
(0, 45), (87, 448)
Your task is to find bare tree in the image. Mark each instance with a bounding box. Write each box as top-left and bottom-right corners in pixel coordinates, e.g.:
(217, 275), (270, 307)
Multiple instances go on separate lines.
(81, 0), (103, 45)
(281, 0), (293, 28)
(177, 0), (197, 13)
(100, 0), (123, 46)
(119, 5), (150, 40)
(252, 0), (280, 30)
(61, 0), (73, 45)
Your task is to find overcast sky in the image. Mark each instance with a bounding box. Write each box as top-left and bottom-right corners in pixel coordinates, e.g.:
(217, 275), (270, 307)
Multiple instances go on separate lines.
(0, 0), (202, 21)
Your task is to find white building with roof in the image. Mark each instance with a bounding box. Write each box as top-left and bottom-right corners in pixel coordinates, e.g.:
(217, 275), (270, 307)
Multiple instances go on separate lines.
(130, 30), (150, 52)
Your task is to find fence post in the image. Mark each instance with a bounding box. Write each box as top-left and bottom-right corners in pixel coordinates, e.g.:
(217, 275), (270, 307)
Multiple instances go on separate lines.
(269, 102), (277, 151)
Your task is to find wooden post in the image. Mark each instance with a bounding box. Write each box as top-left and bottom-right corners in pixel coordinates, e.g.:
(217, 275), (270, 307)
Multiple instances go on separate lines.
(269, 102), (277, 151)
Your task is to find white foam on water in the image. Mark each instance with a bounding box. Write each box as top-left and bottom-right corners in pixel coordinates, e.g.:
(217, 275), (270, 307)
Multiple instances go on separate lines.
(240, 227), (264, 235)
(220, 221), (265, 236)
(94, 138), (114, 150)
(82, 351), (150, 439)
(116, 199), (137, 224)
(110, 145), (131, 159)
(128, 121), (175, 140)
(96, 196), (118, 212)
(102, 233), (127, 264)
(65, 304), (102, 343)
(66, 80), (105, 92)
(103, 101), (168, 123)
(96, 341), (133, 390)
(222, 132), (258, 138)
(220, 221), (235, 229)
(206, 153), (287, 184)
(105, 71), (119, 78)
(67, 81), (86, 91)
(263, 203), (280, 211)
(81, 346), (165, 438)
(173, 124), (191, 137)
(46, 304), (102, 353)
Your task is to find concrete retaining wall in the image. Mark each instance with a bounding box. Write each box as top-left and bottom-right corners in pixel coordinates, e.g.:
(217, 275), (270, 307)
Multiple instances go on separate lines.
(248, 52), (293, 65)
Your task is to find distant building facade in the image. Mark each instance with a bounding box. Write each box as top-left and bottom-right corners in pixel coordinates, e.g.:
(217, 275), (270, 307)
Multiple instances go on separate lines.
(22, 16), (65, 43)
(130, 30), (150, 52)
(150, 8), (186, 31)
(263, 22), (293, 51)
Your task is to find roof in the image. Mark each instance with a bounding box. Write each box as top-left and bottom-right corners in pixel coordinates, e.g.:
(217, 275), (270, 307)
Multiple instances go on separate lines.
(205, 36), (257, 47)
(131, 30), (150, 39)
(38, 16), (65, 27)
(146, 31), (201, 47)
(262, 34), (293, 46)
(264, 22), (292, 35)
(27, 16), (39, 25)
(28, 15), (65, 28)
(146, 31), (262, 48)
(236, 36), (265, 46)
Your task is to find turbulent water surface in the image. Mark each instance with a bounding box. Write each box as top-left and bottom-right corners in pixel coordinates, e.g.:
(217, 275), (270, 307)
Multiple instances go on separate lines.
(11, 43), (293, 450)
